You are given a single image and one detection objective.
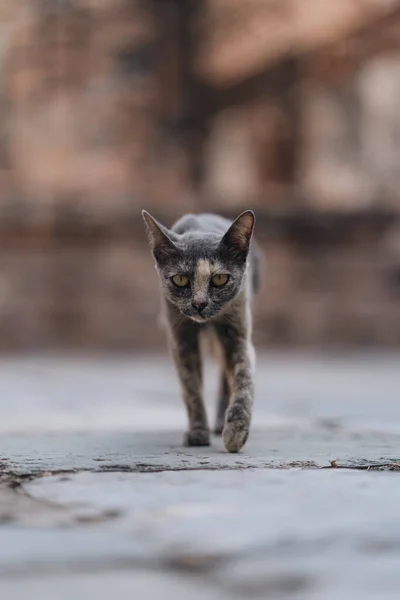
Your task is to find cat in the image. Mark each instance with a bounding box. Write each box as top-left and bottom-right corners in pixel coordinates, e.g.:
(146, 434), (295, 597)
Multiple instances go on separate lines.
(142, 209), (260, 453)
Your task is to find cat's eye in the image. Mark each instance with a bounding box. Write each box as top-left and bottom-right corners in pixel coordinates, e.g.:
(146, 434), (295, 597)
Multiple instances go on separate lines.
(172, 274), (190, 287)
(211, 274), (229, 287)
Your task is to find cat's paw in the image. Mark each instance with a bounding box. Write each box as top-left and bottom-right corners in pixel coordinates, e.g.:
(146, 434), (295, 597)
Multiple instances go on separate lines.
(184, 428), (210, 447)
(223, 405), (250, 453)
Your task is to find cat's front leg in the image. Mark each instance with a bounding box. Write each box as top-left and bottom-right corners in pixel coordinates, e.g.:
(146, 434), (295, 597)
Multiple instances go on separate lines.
(214, 372), (230, 435)
(168, 319), (210, 447)
(215, 322), (255, 452)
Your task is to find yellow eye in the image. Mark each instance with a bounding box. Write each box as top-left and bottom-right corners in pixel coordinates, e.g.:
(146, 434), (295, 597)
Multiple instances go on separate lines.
(172, 274), (190, 287)
(211, 274), (229, 287)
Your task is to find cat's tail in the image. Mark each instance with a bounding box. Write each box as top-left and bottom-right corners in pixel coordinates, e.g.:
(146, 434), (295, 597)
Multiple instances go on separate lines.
(251, 242), (262, 295)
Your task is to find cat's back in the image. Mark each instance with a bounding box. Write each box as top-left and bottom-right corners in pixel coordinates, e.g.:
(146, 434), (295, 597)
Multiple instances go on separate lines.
(171, 213), (231, 237)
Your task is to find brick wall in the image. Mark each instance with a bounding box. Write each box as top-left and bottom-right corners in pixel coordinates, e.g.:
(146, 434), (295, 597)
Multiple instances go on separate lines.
(0, 1), (399, 350)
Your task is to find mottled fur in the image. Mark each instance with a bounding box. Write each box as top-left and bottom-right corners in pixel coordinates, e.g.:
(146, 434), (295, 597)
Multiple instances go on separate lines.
(142, 210), (260, 452)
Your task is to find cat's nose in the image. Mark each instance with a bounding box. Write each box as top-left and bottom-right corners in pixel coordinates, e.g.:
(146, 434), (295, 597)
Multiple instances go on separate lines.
(192, 300), (208, 313)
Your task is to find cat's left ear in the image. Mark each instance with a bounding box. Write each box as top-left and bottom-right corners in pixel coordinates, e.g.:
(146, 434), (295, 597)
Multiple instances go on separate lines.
(220, 210), (255, 257)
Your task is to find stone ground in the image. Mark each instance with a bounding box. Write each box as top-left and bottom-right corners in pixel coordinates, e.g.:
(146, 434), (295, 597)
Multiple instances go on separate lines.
(0, 352), (400, 599)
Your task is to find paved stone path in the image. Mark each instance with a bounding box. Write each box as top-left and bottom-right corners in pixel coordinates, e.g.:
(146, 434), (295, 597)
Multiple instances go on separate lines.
(0, 353), (399, 599)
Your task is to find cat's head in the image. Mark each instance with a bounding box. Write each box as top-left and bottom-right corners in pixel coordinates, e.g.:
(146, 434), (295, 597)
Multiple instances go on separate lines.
(142, 210), (255, 322)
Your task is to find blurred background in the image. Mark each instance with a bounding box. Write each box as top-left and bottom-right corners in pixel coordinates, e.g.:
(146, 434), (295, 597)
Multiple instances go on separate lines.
(0, 0), (400, 353)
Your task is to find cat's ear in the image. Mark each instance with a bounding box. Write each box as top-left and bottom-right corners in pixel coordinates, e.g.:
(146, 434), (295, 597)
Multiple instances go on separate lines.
(142, 210), (178, 262)
(220, 210), (255, 258)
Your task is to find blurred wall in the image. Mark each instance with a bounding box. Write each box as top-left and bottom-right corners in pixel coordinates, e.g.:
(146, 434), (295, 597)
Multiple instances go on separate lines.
(0, 0), (399, 351)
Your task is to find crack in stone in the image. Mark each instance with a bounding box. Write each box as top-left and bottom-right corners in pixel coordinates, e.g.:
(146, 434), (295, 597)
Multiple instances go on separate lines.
(1, 458), (400, 488)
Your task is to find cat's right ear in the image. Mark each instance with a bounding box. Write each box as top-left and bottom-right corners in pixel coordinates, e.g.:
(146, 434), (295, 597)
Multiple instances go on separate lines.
(142, 210), (177, 263)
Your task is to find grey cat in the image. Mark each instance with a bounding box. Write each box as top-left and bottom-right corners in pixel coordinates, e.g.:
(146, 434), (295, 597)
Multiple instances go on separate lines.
(142, 209), (260, 453)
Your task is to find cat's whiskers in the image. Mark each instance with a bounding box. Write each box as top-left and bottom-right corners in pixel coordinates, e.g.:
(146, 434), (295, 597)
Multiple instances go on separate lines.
(221, 310), (241, 325)
(171, 309), (186, 329)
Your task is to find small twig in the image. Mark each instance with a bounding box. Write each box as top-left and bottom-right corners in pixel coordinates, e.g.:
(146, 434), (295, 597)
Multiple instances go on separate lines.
(323, 461), (400, 471)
